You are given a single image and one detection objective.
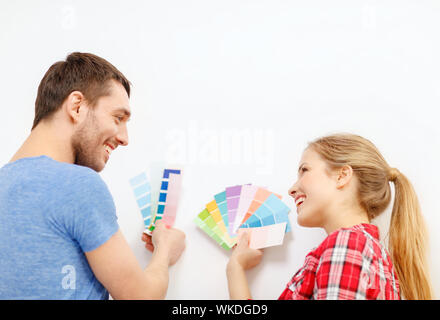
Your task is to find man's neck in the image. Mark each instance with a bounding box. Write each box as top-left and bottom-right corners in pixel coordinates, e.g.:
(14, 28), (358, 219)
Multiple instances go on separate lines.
(10, 122), (75, 164)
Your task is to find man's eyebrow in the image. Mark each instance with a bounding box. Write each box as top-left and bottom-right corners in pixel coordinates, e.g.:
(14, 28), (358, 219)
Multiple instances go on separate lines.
(114, 107), (131, 118)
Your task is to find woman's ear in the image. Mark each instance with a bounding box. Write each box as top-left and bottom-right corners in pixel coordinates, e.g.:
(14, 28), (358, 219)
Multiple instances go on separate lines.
(64, 91), (88, 124)
(336, 165), (354, 189)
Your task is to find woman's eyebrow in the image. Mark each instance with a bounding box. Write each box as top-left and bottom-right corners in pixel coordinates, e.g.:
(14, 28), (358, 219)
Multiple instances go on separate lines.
(298, 163), (308, 173)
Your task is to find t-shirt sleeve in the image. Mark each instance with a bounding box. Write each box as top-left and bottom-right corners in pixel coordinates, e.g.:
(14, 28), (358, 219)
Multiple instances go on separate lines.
(314, 230), (372, 300)
(63, 170), (119, 252)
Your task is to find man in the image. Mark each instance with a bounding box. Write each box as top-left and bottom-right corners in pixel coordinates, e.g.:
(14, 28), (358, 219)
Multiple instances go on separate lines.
(0, 52), (186, 299)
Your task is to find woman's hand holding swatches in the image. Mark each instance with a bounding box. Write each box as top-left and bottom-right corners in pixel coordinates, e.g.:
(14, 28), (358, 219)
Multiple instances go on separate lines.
(226, 232), (263, 300)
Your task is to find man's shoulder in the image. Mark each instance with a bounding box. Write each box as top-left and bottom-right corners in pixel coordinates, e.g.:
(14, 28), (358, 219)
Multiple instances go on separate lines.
(3, 155), (106, 193)
(54, 160), (102, 183)
(40, 158), (115, 219)
(51, 161), (109, 196)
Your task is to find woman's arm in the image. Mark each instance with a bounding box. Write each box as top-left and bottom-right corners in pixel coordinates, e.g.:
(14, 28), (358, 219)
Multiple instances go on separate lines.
(226, 232), (263, 300)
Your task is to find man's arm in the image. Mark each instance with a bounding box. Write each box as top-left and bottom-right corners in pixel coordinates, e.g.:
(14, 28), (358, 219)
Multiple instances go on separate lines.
(85, 221), (185, 299)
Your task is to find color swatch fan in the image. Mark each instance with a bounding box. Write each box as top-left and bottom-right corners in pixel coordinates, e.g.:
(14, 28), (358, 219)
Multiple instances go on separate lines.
(194, 184), (291, 250)
(130, 169), (182, 235)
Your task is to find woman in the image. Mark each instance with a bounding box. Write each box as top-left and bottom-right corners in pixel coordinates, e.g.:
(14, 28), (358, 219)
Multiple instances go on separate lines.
(227, 134), (432, 300)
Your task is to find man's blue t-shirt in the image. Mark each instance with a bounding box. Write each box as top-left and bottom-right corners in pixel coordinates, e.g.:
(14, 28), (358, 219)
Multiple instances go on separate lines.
(0, 156), (119, 299)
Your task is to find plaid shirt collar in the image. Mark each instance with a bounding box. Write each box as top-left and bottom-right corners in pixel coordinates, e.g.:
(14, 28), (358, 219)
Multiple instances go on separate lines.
(349, 223), (380, 241)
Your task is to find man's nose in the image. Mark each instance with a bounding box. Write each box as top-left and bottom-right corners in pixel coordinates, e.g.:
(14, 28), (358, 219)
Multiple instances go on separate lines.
(116, 124), (129, 146)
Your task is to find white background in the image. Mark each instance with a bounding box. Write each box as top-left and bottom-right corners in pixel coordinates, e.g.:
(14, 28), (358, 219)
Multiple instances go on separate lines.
(1, 0), (439, 299)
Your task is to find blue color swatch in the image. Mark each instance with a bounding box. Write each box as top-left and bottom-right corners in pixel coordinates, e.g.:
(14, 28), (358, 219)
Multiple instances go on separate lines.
(240, 194), (291, 232)
(129, 172), (152, 229)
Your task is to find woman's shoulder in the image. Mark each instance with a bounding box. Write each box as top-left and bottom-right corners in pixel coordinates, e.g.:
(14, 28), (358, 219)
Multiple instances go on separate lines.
(312, 223), (380, 259)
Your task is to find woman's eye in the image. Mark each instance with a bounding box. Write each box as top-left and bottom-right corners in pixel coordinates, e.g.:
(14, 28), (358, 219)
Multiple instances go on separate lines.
(301, 167), (308, 173)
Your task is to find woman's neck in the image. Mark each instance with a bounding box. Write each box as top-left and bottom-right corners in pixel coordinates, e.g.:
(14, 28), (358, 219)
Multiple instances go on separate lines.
(322, 206), (370, 235)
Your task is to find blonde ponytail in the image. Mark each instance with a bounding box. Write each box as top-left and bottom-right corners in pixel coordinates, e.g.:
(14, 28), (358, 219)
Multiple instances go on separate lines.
(309, 134), (433, 300)
(388, 170), (433, 300)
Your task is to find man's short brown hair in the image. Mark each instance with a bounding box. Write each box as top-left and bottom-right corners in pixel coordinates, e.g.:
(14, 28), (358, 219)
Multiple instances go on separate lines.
(32, 52), (131, 129)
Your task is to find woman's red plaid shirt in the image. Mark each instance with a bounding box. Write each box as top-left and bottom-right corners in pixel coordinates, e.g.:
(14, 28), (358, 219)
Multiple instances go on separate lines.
(279, 224), (400, 300)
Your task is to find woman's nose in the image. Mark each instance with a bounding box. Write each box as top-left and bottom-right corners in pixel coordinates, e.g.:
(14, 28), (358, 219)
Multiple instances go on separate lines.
(288, 183), (297, 198)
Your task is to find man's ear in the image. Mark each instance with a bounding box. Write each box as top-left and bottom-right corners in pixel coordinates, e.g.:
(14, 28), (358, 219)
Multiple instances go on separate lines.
(64, 91), (88, 124)
(336, 165), (354, 189)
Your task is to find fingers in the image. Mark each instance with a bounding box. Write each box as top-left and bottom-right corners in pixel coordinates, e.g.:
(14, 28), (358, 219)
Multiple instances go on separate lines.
(141, 221), (186, 264)
(154, 220), (164, 228)
(141, 231), (154, 252)
(240, 231), (249, 243)
(145, 243), (154, 252)
(236, 230), (250, 248)
(142, 232), (152, 242)
(255, 248), (264, 257)
(154, 219), (170, 229)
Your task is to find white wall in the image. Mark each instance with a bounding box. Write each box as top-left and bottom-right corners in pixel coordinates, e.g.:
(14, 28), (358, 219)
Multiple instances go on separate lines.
(1, 0), (439, 299)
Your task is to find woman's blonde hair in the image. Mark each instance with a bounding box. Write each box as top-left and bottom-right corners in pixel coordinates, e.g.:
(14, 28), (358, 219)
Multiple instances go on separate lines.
(308, 133), (432, 300)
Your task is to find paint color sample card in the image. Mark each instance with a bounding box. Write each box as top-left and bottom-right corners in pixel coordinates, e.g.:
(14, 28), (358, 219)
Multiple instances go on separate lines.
(205, 200), (236, 248)
(226, 185), (242, 236)
(206, 200), (229, 237)
(194, 209), (233, 250)
(161, 173), (182, 227)
(194, 184), (291, 250)
(240, 194), (292, 232)
(129, 172), (152, 230)
(214, 191), (228, 229)
(238, 188), (282, 228)
(233, 184), (260, 234)
(238, 222), (287, 249)
(151, 168), (182, 232)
